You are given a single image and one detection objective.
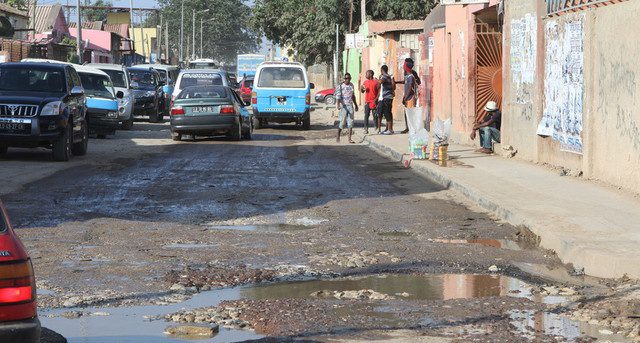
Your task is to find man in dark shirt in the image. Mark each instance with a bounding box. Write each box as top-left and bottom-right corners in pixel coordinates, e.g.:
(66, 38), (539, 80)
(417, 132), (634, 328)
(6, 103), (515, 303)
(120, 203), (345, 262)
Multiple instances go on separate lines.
(470, 101), (502, 154)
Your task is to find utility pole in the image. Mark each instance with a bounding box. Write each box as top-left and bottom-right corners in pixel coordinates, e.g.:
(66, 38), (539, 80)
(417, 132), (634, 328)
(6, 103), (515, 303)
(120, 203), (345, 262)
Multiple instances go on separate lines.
(129, 0), (136, 61)
(76, 0), (83, 62)
(334, 24), (339, 87)
(31, 0), (37, 35)
(140, 10), (146, 63)
(165, 20), (169, 64)
(361, 0), (366, 26)
(200, 17), (203, 58)
(180, 0), (184, 63)
(157, 14), (162, 63)
(348, 0), (354, 32)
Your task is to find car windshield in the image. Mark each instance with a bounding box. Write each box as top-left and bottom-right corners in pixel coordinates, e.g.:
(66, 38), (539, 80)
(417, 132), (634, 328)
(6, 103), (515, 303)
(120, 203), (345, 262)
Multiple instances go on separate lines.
(0, 66), (66, 93)
(177, 86), (228, 100)
(79, 73), (115, 99)
(129, 70), (157, 88)
(179, 73), (223, 88)
(257, 67), (305, 88)
(101, 69), (127, 88)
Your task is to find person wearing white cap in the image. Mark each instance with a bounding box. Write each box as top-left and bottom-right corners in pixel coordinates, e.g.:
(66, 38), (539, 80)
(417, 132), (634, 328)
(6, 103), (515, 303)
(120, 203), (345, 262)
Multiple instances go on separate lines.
(470, 101), (502, 154)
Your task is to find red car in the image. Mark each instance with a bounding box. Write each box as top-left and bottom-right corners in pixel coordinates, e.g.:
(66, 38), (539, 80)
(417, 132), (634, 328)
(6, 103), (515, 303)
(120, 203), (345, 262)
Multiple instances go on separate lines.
(0, 200), (40, 343)
(314, 88), (336, 105)
(239, 76), (254, 105)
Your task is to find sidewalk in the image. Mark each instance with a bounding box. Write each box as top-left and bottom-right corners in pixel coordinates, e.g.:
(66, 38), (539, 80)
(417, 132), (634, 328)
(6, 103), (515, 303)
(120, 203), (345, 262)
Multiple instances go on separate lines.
(358, 132), (640, 279)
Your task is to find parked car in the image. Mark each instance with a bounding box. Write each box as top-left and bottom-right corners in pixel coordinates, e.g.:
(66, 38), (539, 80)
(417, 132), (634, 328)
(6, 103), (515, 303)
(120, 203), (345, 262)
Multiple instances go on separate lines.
(314, 88), (335, 105)
(136, 64), (180, 117)
(169, 85), (252, 141)
(0, 200), (41, 343)
(75, 65), (122, 138)
(252, 62), (314, 130)
(0, 62), (88, 161)
(239, 76), (254, 105)
(127, 67), (165, 123)
(87, 63), (135, 130)
(172, 69), (234, 102)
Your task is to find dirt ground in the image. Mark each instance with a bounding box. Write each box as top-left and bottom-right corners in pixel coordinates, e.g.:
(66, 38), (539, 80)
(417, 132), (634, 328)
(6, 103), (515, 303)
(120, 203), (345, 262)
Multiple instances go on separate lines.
(2, 108), (638, 342)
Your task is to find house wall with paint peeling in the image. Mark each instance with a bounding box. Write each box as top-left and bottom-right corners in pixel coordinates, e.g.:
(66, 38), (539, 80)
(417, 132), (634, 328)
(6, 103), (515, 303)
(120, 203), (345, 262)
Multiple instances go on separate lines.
(503, 0), (640, 194)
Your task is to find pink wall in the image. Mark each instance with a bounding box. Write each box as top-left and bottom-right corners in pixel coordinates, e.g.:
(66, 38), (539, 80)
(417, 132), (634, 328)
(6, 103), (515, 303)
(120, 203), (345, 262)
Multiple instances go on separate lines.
(68, 28), (112, 52)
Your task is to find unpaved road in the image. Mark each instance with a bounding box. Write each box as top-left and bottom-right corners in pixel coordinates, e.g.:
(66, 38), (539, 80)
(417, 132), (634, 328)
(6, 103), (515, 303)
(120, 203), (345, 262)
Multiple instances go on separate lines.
(2, 109), (638, 342)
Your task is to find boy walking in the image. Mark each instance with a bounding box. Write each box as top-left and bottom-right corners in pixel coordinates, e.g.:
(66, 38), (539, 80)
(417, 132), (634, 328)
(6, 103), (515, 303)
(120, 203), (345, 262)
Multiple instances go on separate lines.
(360, 70), (380, 134)
(336, 73), (358, 143)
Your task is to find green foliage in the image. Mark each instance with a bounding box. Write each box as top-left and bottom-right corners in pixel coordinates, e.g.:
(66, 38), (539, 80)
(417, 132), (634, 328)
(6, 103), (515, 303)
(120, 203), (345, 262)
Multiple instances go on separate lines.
(156, 0), (257, 63)
(84, 0), (113, 22)
(5, 0), (28, 11)
(251, 0), (437, 66)
(61, 36), (79, 63)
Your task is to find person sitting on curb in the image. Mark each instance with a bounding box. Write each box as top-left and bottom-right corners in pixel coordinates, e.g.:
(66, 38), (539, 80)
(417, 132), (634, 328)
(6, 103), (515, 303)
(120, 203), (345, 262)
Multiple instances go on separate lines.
(470, 101), (502, 154)
(336, 72), (358, 143)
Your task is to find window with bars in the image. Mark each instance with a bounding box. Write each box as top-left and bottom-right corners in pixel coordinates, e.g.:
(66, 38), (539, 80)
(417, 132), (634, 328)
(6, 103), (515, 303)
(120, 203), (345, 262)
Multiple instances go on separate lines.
(546, 0), (628, 16)
(400, 33), (420, 50)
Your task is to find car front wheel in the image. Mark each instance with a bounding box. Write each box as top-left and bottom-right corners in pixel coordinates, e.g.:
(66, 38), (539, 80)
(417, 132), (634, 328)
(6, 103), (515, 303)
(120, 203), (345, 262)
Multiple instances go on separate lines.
(52, 122), (72, 161)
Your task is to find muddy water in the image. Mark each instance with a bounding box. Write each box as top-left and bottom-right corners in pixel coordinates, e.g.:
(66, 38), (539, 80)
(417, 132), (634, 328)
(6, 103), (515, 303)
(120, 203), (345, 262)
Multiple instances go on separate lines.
(430, 238), (527, 251)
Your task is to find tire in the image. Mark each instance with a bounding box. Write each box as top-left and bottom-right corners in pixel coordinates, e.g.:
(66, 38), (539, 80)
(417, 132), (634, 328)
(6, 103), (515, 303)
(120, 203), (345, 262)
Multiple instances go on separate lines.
(171, 132), (182, 141)
(0, 146), (7, 156)
(301, 115), (311, 130)
(149, 110), (159, 123)
(121, 117), (134, 130)
(228, 119), (242, 141)
(325, 95), (336, 105)
(243, 118), (253, 140)
(71, 122), (88, 156)
(52, 123), (72, 162)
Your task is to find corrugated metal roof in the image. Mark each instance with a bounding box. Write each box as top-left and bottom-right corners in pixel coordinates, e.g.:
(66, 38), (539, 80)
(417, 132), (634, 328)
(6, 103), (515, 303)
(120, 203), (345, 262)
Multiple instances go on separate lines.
(29, 4), (64, 34)
(68, 21), (104, 30)
(0, 3), (29, 18)
(368, 20), (425, 34)
(104, 23), (129, 38)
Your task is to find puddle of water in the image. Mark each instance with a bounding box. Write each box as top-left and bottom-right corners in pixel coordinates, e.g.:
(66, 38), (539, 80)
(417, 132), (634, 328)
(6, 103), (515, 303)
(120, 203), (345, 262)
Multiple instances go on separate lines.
(241, 274), (553, 302)
(40, 288), (263, 343)
(430, 238), (525, 251)
(206, 223), (311, 232)
(294, 217), (328, 226)
(163, 243), (217, 249)
(509, 309), (632, 342)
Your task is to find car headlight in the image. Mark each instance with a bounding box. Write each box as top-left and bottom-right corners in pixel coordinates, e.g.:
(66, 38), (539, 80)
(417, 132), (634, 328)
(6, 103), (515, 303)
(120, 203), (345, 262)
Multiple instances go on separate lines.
(107, 111), (118, 118)
(40, 101), (64, 116)
(145, 91), (155, 97)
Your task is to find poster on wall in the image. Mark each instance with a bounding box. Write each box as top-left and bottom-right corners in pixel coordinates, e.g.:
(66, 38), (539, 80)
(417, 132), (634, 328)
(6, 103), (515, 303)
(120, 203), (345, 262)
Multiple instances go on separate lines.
(510, 14), (537, 104)
(541, 15), (585, 154)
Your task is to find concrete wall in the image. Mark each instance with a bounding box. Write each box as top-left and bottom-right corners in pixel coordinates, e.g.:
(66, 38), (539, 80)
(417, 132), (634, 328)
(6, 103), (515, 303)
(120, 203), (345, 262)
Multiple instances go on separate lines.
(503, 0), (640, 194)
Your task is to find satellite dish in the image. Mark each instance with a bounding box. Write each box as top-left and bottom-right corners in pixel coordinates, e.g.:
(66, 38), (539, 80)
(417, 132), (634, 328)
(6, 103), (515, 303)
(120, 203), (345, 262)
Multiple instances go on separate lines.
(0, 16), (15, 38)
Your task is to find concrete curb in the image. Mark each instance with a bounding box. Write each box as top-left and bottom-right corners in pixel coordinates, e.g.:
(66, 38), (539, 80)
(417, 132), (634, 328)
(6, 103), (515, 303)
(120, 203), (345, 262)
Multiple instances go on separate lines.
(360, 134), (640, 279)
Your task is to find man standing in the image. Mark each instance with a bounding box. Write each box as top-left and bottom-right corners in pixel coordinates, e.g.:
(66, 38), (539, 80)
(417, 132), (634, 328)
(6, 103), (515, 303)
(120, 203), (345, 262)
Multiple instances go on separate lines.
(335, 73), (358, 143)
(360, 70), (380, 134)
(395, 58), (418, 134)
(470, 101), (502, 153)
(378, 65), (395, 135)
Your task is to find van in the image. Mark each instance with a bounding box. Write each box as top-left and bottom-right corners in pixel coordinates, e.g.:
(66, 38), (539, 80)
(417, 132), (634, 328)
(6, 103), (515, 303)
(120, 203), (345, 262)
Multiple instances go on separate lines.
(86, 63), (135, 130)
(252, 62), (313, 130)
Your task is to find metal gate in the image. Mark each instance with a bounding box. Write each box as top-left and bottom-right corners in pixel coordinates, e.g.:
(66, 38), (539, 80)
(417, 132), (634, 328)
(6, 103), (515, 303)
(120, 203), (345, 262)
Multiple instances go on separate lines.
(474, 23), (502, 123)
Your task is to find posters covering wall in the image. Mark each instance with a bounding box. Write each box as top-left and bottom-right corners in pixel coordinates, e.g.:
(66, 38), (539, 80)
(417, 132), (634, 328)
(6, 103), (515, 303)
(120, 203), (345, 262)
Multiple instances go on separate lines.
(510, 14), (537, 104)
(541, 15), (585, 154)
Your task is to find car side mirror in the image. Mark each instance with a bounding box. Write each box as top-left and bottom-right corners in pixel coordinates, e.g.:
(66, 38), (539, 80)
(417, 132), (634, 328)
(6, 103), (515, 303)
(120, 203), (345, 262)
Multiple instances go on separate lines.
(116, 91), (124, 99)
(70, 86), (84, 96)
(130, 82), (139, 89)
(309, 83), (315, 90)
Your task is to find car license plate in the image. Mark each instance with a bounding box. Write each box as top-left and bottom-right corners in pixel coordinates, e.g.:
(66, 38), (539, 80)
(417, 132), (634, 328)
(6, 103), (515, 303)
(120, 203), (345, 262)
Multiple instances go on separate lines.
(192, 106), (215, 113)
(0, 118), (31, 133)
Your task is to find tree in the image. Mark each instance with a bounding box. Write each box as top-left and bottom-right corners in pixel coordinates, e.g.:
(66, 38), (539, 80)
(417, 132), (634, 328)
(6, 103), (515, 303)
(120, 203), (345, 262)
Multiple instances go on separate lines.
(251, 0), (437, 66)
(84, 0), (113, 22)
(155, 0), (257, 63)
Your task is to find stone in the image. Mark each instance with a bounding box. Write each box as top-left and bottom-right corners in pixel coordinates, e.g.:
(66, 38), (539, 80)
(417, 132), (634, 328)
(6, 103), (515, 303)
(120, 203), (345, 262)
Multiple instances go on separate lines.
(170, 283), (186, 291)
(164, 324), (219, 338)
(598, 329), (614, 335)
(488, 265), (499, 272)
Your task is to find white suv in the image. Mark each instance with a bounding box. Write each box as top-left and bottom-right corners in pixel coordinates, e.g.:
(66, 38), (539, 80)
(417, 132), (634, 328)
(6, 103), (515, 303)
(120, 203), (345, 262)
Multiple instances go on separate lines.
(87, 63), (135, 130)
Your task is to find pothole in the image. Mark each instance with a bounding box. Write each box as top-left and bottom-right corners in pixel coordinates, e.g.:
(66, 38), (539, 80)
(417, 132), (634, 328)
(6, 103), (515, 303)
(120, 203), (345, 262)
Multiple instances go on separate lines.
(205, 223), (312, 232)
(430, 238), (526, 251)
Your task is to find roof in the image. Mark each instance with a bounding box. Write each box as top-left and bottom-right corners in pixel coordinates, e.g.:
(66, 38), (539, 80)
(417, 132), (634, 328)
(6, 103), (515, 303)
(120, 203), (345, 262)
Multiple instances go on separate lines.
(86, 63), (127, 71)
(368, 20), (425, 34)
(20, 58), (73, 66)
(0, 3), (28, 18)
(68, 21), (104, 30)
(180, 69), (226, 74)
(29, 4), (64, 34)
(10, 60), (70, 69)
(103, 23), (129, 38)
(74, 64), (109, 77)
